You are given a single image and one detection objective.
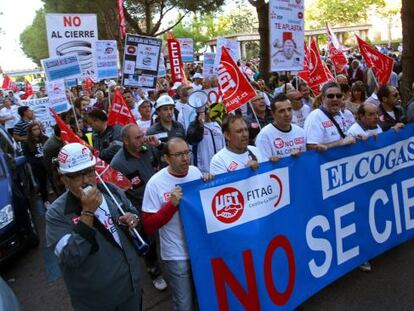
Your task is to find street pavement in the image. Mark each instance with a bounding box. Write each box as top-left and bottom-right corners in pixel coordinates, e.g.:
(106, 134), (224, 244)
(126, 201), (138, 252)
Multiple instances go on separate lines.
(2, 197), (414, 310)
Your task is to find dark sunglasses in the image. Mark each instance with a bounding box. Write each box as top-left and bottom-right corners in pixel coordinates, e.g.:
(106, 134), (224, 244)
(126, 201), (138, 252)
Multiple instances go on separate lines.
(326, 93), (344, 99)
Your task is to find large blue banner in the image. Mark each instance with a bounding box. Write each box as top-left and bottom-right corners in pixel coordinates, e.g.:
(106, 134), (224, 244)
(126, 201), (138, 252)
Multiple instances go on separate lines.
(180, 124), (414, 310)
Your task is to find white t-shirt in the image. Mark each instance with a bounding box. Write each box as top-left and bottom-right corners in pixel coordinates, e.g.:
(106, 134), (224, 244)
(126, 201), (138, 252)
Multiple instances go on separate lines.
(0, 106), (18, 130)
(136, 119), (151, 134)
(190, 83), (203, 91)
(341, 109), (356, 133)
(255, 123), (306, 159)
(292, 104), (311, 128)
(195, 122), (225, 174)
(210, 146), (266, 175)
(304, 109), (346, 145)
(142, 166), (202, 260)
(347, 122), (383, 137)
(129, 103), (141, 121)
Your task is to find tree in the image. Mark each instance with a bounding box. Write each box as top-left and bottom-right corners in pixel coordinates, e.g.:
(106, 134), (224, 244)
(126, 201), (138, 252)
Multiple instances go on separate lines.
(401, 0), (414, 104)
(305, 0), (385, 29)
(248, 0), (269, 82)
(19, 0), (225, 65)
(20, 9), (49, 66)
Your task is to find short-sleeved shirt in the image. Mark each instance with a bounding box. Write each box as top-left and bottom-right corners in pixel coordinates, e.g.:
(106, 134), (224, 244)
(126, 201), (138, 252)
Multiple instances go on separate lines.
(142, 166), (202, 260)
(13, 118), (31, 138)
(292, 105), (311, 128)
(304, 109), (345, 145)
(210, 146), (266, 175)
(256, 123), (306, 159)
(347, 122), (383, 137)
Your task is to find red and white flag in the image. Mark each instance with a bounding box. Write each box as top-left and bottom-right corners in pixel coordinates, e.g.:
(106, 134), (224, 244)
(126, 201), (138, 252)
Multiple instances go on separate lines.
(21, 80), (34, 100)
(50, 108), (132, 190)
(218, 47), (256, 112)
(355, 35), (394, 86)
(306, 37), (333, 95)
(1, 75), (19, 92)
(326, 23), (348, 73)
(83, 77), (94, 94)
(167, 37), (187, 85)
(117, 0), (126, 39)
(107, 88), (136, 126)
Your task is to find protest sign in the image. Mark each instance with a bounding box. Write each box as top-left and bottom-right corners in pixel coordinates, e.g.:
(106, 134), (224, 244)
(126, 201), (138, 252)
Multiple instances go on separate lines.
(269, 0), (305, 72)
(178, 38), (194, 63)
(45, 14), (98, 78)
(45, 80), (71, 113)
(42, 54), (82, 82)
(214, 38), (241, 72)
(203, 52), (216, 78)
(94, 40), (119, 80)
(167, 38), (186, 84)
(158, 53), (166, 77)
(23, 98), (56, 136)
(180, 125), (414, 310)
(122, 34), (162, 88)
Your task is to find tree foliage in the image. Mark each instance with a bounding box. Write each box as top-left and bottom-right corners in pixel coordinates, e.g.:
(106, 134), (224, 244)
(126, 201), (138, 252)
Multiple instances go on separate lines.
(19, 9), (49, 66)
(305, 0), (385, 29)
(19, 0), (225, 65)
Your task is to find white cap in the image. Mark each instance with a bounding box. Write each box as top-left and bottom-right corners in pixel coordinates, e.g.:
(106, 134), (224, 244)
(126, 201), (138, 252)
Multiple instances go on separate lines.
(192, 73), (203, 80)
(156, 95), (175, 109)
(171, 82), (182, 90)
(57, 143), (96, 174)
(137, 99), (151, 108)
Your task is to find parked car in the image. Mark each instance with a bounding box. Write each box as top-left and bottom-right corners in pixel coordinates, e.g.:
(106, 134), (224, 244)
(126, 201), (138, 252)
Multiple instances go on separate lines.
(0, 126), (39, 265)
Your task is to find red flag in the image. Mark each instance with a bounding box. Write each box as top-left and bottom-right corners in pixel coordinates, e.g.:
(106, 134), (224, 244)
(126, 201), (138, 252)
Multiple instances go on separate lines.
(326, 24), (348, 73)
(50, 108), (132, 190)
(83, 77), (94, 94)
(307, 37), (333, 95)
(117, 0), (126, 39)
(21, 80), (34, 100)
(218, 47), (256, 112)
(355, 35), (394, 86)
(1, 75), (19, 92)
(167, 38), (187, 85)
(107, 88), (137, 126)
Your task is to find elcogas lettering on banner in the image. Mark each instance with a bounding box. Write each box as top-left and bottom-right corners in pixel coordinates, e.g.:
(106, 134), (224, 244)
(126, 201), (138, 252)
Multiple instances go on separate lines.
(179, 124), (414, 310)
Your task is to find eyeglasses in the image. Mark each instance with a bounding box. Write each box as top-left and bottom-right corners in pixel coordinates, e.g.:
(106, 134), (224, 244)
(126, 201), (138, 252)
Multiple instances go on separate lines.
(169, 150), (192, 158)
(326, 93), (344, 99)
(65, 167), (95, 182)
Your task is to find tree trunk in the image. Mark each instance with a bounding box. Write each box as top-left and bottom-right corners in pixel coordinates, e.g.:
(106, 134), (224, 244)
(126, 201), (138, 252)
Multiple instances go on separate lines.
(256, 2), (270, 83)
(401, 0), (414, 105)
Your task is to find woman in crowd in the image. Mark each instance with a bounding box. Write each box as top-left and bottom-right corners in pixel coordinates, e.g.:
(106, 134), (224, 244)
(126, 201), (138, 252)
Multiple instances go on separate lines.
(347, 81), (366, 115)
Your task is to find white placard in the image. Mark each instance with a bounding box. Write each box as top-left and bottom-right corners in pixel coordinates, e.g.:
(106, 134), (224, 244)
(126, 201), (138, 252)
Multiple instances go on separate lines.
(214, 38), (241, 71)
(203, 52), (216, 78)
(45, 79), (71, 113)
(22, 98), (56, 137)
(45, 13), (98, 78)
(269, 0), (305, 72)
(94, 40), (119, 80)
(178, 38), (194, 63)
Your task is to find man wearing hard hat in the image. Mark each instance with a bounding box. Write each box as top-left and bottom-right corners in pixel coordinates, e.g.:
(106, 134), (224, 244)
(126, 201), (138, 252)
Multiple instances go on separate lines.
(45, 143), (143, 311)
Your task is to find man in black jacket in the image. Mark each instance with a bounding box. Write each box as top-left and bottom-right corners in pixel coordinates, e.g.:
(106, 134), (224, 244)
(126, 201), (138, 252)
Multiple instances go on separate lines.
(377, 84), (406, 131)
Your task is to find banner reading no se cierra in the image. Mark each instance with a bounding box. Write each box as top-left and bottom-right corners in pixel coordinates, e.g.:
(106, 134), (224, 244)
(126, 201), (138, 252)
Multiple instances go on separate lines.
(179, 124), (414, 310)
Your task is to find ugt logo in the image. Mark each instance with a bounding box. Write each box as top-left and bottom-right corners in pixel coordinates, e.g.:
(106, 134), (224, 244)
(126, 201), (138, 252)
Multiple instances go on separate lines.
(212, 187), (244, 224)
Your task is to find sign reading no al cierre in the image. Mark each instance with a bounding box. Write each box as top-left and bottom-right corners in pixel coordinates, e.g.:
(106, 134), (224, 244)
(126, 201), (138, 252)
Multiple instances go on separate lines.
(180, 124), (414, 310)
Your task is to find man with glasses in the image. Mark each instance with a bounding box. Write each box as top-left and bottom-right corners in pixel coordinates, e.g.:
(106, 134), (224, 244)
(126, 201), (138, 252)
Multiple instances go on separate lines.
(287, 90), (310, 128)
(304, 82), (356, 151)
(142, 137), (211, 311)
(377, 84), (406, 131)
(46, 143), (143, 311)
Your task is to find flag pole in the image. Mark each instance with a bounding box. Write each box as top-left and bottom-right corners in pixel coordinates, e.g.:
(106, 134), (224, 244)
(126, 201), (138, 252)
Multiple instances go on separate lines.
(67, 88), (80, 132)
(95, 171), (149, 255)
(249, 101), (262, 131)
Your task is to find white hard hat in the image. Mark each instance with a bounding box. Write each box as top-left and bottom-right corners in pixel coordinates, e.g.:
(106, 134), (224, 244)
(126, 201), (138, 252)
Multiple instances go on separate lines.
(156, 95), (175, 109)
(57, 143), (96, 174)
(192, 73), (203, 79)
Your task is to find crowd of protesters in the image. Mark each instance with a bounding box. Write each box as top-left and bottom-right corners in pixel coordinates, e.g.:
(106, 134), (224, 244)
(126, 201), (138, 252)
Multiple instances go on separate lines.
(0, 44), (413, 310)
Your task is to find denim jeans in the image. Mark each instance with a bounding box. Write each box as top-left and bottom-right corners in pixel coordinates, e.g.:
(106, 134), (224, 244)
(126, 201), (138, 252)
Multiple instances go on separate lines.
(163, 260), (198, 311)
